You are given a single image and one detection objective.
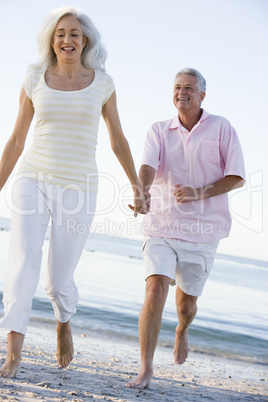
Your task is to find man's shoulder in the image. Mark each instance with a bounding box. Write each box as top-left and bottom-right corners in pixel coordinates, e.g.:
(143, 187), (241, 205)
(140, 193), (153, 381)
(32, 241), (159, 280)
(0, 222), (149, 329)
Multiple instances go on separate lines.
(151, 116), (178, 132)
(202, 111), (236, 139)
(203, 110), (231, 125)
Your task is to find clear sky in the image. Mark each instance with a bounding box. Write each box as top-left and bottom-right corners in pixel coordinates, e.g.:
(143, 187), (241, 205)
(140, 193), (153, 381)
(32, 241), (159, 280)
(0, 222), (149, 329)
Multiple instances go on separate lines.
(1, 0), (267, 260)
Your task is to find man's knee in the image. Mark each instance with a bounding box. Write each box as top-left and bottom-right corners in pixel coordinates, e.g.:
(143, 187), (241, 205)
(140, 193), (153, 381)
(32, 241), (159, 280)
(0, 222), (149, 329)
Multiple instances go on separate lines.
(177, 298), (197, 317)
(145, 275), (169, 303)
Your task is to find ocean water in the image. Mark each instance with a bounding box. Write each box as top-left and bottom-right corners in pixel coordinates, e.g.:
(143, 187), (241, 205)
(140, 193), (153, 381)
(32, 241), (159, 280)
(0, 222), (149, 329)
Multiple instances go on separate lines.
(0, 217), (267, 365)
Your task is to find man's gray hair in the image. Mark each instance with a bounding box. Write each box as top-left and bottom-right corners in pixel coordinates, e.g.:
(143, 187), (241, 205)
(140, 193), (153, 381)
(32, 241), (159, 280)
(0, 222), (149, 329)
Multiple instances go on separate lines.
(175, 68), (206, 93)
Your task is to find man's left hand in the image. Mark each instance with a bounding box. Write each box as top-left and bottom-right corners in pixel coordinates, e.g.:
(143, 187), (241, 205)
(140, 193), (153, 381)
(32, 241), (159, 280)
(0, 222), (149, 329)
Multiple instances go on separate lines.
(174, 185), (200, 203)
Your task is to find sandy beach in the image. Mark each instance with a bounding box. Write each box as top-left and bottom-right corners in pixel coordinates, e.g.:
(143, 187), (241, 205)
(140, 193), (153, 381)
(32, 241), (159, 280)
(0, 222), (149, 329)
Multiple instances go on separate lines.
(0, 325), (267, 402)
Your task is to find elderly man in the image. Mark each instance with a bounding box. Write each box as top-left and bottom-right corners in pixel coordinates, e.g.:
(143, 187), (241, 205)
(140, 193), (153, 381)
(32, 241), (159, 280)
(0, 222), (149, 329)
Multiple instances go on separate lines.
(127, 68), (245, 389)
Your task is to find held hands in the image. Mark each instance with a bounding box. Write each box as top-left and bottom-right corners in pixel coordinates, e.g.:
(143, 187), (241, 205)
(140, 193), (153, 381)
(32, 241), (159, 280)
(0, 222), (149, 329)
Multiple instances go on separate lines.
(173, 184), (201, 203)
(128, 189), (151, 216)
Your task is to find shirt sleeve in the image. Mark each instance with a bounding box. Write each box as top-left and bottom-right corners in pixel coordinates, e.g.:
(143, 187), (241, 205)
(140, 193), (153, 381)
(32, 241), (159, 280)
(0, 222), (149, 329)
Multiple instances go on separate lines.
(141, 123), (161, 171)
(22, 72), (40, 101)
(102, 74), (115, 105)
(220, 119), (246, 180)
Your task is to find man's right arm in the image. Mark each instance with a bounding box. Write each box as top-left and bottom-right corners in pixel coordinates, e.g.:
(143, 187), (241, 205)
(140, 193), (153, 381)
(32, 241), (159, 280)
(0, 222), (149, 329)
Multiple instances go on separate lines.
(139, 164), (156, 212)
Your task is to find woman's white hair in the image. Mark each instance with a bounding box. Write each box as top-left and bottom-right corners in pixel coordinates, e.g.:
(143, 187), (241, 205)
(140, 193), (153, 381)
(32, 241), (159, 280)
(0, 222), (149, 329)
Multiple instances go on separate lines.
(174, 68), (206, 92)
(29, 6), (107, 73)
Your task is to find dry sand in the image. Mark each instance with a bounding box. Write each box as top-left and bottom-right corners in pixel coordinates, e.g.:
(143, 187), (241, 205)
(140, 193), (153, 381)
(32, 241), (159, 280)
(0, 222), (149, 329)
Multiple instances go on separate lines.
(0, 326), (267, 401)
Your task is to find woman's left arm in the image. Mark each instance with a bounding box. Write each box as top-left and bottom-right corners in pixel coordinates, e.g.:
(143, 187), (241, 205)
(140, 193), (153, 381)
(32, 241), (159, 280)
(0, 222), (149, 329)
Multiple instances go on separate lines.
(102, 91), (146, 216)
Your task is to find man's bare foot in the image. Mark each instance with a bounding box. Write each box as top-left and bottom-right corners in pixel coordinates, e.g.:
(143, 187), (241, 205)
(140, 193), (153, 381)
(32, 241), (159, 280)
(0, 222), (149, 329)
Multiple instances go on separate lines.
(126, 367), (153, 389)
(173, 327), (189, 364)
(0, 357), (21, 378)
(56, 320), (74, 369)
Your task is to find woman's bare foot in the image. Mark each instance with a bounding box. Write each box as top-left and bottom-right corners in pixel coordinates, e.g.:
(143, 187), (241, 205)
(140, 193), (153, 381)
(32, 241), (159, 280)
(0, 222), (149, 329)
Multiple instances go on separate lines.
(56, 320), (74, 369)
(0, 331), (24, 378)
(126, 366), (153, 389)
(0, 357), (21, 378)
(173, 327), (189, 364)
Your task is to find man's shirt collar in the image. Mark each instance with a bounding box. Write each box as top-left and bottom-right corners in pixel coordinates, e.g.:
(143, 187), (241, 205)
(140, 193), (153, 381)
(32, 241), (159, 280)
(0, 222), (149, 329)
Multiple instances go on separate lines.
(169, 109), (210, 130)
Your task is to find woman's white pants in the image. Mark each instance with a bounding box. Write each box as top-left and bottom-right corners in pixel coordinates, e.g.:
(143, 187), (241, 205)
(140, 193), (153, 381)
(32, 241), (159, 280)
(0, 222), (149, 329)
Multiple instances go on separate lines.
(0, 177), (96, 335)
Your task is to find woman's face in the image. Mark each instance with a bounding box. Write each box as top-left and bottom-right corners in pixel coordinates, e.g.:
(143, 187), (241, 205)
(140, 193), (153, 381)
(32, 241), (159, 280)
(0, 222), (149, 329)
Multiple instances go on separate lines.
(52, 14), (88, 64)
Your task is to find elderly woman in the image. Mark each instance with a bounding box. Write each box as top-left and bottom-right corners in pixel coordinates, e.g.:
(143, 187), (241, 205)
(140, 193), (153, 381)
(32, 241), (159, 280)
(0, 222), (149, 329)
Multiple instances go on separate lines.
(0, 6), (145, 378)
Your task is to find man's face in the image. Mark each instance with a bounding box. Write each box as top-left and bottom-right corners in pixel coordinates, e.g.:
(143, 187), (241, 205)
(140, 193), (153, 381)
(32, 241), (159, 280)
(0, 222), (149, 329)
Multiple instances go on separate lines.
(173, 74), (205, 113)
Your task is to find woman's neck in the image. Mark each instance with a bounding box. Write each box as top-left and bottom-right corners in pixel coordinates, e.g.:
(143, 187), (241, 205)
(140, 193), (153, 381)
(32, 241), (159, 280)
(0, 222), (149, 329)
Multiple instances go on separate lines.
(45, 63), (94, 91)
(49, 62), (88, 78)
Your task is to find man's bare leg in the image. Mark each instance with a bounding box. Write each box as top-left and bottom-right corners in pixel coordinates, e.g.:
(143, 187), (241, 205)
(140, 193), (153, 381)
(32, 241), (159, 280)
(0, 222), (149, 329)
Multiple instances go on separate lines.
(173, 286), (197, 364)
(126, 275), (170, 389)
(0, 331), (24, 378)
(56, 320), (74, 369)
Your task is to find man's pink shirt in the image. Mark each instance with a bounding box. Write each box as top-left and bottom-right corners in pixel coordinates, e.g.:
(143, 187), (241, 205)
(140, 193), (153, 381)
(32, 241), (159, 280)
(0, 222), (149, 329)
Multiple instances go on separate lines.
(141, 110), (245, 242)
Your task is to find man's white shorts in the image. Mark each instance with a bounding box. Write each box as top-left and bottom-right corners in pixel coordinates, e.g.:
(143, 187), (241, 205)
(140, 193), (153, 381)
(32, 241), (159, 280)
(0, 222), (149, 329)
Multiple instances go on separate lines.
(142, 236), (219, 297)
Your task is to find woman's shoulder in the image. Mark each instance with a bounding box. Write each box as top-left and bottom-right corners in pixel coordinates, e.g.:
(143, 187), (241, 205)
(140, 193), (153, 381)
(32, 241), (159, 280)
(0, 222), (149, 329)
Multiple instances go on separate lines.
(22, 68), (44, 99)
(95, 69), (113, 81)
(95, 70), (115, 94)
(24, 68), (44, 84)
